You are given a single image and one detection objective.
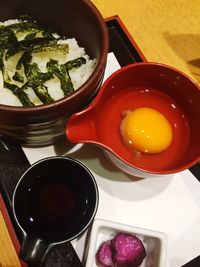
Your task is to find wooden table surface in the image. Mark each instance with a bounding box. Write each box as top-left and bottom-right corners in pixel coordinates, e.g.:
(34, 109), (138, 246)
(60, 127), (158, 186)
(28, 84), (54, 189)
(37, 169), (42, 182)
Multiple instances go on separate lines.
(0, 213), (21, 267)
(0, 197), (21, 267)
(92, 0), (200, 85)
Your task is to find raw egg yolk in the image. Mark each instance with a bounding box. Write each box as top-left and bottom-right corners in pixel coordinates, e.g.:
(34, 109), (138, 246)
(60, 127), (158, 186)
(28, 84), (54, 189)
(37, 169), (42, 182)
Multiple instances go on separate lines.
(120, 107), (172, 154)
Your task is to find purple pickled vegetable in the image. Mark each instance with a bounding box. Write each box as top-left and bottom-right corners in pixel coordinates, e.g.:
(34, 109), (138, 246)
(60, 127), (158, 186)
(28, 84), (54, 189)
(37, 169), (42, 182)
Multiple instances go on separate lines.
(96, 240), (114, 267)
(111, 233), (146, 267)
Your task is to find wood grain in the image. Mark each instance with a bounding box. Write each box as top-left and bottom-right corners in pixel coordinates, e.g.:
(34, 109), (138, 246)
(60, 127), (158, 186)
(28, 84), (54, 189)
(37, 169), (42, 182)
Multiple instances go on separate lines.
(92, 0), (200, 84)
(0, 211), (21, 267)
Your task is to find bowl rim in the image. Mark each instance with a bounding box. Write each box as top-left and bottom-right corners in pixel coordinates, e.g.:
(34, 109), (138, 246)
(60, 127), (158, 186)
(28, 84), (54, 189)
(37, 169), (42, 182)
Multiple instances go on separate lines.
(67, 61), (200, 175)
(103, 61), (200, 91)
(0, 0), (109, 113)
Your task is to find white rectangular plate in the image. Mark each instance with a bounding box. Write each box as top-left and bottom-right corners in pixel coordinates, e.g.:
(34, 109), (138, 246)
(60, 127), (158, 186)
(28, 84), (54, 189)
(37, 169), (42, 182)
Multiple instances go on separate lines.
(23, 53), (200, 267)
(85, 219), (167, 267)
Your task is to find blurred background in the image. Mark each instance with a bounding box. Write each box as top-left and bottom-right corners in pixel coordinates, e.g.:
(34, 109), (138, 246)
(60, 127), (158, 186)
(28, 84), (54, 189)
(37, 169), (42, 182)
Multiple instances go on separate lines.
(92, 0), (200, 84)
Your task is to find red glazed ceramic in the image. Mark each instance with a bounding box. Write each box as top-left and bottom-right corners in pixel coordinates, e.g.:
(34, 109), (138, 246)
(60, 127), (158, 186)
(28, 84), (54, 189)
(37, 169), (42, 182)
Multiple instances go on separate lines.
(66, 62), (200, 177)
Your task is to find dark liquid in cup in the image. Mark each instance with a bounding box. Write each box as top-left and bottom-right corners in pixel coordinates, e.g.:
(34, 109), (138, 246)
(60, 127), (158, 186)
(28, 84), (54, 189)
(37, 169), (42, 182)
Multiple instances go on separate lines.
(15, 173), (91, 242)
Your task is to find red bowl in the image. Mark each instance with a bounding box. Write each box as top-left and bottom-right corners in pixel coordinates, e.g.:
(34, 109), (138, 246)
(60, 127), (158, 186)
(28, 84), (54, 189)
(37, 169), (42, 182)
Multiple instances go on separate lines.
(66, 62), (200, 177)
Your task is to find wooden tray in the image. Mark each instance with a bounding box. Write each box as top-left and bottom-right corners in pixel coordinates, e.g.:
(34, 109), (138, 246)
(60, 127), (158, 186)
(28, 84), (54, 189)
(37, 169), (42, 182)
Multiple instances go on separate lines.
(0, 15), (199, 267)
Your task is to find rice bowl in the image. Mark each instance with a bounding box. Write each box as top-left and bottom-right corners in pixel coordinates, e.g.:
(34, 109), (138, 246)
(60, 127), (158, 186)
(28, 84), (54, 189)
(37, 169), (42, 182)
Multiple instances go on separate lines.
(0, 17), (97, 106)
(0, 0), (109, 146)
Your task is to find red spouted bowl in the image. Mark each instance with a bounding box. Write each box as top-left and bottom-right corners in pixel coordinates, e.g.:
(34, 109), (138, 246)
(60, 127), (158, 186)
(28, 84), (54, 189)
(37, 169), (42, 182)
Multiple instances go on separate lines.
(66, 63), (200, 178)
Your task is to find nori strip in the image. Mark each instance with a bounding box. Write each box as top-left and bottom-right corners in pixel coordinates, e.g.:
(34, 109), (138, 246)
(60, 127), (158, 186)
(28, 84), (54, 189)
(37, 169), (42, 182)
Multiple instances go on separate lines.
(4, 82), (34, 106)
(5, 36), (57, 59)
(24, 62), (54, 104)
(12, 71), (24, 83)
(46, 59), (74, 96)
(31, 84), (54, 104)
(65, 57), (86, 70)
(0, 27), (18, 50)
(0, 15), (90, 106)
(16, 51), (32, 70)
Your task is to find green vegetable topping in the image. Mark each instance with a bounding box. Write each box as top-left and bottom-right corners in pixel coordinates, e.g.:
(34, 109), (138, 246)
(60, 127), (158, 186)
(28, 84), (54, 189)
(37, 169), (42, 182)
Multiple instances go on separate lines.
(0, 15), (89, 106)
(47, 59), (74, 95)
(4, 82), (34, 106)
(12, 71), (24, 83)
(24, 62), (54, 104)
(65, 57), (86, 70)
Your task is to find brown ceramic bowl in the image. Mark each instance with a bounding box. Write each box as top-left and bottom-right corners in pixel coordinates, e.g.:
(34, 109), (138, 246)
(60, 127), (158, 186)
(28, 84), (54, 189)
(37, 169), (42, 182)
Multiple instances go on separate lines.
(0, 0), (109, 146)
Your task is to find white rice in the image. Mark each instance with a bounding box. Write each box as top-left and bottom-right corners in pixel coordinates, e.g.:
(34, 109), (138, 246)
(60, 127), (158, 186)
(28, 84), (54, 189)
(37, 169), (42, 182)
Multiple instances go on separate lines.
(0, 19), (97, 106)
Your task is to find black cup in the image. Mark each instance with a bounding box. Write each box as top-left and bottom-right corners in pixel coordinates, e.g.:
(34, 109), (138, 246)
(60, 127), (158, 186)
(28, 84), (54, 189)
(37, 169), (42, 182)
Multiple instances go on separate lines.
(12, 156), (99, 266)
